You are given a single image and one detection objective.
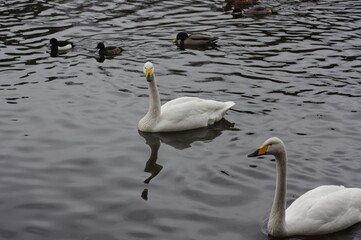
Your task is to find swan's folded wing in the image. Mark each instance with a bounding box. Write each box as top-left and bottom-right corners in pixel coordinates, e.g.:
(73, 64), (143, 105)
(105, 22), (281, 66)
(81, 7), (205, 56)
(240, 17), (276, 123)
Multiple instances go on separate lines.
(161, 97), (200, 108)
(156, 97), (234, 132)
(285, 186), (361, 235)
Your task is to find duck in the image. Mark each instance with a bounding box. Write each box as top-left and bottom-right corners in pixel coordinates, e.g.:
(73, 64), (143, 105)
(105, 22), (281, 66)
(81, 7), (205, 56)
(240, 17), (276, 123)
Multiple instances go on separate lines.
(173, 32), (218, 48)
(48, 38), (73, 51)
(96, 42), (123, 56)
(225, 0), (259, 6)
(232, 6), (275, 18)
(138, 62), (235, 133)
(248, 137), (361, 237)
(243, 6), (275, 16)
(224, 0), (260, 11)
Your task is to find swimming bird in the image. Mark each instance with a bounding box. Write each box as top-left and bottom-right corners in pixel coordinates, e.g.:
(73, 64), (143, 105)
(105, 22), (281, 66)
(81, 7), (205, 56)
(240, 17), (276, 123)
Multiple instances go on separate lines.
(138, 62), (235, 133)
(232, 6), (275, 18)
(173, 32), (218, 48)
(226, 0), (259, 4)
(225, 0), (259, 7)
(48, 38), (73, 51)
(96, 42), (123, 56)
(224, 0), (260, 11)
(248, 137), (361, 237)
(243, 6), (275, 16)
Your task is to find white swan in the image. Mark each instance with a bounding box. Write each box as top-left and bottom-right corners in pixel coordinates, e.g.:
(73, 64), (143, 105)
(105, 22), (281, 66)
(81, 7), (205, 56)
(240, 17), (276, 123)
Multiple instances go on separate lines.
(138, 62), (235, 132)
(248, 137), (361, 237)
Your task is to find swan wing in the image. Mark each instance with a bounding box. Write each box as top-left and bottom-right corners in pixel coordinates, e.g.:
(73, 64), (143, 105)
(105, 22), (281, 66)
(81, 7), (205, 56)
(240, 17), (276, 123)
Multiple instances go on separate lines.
(154, 97), (234, 132)
(161, 97), (200, 108)
(285, 185), (361, 236)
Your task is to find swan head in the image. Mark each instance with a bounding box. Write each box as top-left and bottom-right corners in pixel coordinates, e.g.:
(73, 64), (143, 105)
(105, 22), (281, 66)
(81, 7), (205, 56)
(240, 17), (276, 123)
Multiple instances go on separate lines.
(248, 137), (285, 157)
(143, 61), (154, 82)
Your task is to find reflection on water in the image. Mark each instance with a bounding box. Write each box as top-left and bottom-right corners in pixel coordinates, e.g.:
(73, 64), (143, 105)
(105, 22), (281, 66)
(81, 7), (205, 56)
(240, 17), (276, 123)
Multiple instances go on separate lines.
(139, 119), (236, 200)
(140, 131), (163, 185)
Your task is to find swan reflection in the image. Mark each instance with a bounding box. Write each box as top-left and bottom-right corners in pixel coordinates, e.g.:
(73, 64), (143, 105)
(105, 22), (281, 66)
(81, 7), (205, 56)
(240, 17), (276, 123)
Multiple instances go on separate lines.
(138, 118), (237, 200)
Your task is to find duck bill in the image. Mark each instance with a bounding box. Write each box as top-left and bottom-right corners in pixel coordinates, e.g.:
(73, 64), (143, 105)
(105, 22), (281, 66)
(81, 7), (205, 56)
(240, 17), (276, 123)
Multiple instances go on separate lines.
(248, 145), (268, 157)
(172, 39), (177, 43)
(145, 69), (153, 82)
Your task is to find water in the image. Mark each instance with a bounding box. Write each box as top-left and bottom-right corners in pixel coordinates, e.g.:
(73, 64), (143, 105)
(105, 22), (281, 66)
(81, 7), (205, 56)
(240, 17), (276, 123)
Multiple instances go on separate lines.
(0, 0), (361, 239)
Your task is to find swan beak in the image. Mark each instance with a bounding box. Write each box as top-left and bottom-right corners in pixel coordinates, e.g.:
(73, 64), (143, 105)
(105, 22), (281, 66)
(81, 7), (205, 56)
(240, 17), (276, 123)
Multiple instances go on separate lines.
(248, 144), (268, 157)
(145, 68), (154, 82)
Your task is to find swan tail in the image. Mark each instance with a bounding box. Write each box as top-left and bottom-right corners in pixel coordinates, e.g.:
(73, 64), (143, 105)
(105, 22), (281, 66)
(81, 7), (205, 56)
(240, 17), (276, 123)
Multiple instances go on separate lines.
(220, 101), (235, 116)
(225, 101), (235, 109)
(208, 101), (235, 125)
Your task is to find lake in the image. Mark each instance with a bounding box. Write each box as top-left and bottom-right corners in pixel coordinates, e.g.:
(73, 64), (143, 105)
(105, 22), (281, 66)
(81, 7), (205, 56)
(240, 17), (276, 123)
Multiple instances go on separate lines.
(0, 0), (360, 239)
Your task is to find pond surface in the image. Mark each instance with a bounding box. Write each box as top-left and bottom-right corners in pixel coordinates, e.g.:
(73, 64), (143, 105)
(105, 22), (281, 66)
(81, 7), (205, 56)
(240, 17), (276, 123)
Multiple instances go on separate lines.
(0, 0), (361, 239)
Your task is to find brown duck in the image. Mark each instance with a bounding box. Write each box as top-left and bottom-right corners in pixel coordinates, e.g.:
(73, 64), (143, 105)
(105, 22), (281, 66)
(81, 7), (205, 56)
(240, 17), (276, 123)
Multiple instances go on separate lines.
(173, 32), (218, 47)
(244, 6), (275, 16)
(225, 0), (259, 5)
(96, 42), (123, 56)
(224, 0), (260, 11)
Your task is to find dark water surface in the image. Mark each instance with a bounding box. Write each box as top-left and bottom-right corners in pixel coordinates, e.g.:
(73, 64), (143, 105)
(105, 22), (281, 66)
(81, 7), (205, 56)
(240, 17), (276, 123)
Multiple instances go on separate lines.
(1, 0), (361, 239)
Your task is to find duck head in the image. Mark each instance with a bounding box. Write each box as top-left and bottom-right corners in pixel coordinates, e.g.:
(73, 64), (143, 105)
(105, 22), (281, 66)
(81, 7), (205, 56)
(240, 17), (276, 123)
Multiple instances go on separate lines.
(49, 38), (58, 46)
(96, 42), (105, 50)
(173, 32), (189, 43)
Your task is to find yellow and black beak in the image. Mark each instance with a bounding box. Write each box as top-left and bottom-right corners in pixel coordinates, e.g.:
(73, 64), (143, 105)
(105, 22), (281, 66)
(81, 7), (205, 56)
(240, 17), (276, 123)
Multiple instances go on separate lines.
(145, 68), (153, 82)
(172, 39), (177, 43)
(248, 144), (268, 157)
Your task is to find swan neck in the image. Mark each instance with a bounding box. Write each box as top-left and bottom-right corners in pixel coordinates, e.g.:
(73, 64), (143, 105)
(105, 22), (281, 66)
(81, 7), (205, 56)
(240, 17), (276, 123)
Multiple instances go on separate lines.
(147, 76), (161, 118)
(268, 150), (287, 236)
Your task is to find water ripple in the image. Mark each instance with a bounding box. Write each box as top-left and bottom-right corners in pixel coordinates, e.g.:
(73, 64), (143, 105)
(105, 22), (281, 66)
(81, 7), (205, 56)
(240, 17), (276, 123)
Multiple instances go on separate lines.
(0, 0), (361, 239)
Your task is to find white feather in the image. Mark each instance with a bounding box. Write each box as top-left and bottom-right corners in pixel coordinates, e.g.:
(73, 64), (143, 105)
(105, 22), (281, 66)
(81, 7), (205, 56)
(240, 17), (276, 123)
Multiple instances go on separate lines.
(57, 44), (72, 51)
(286, 185), (361, 236)
(249, 137), (361, 237)
(138, 62), (235, 133)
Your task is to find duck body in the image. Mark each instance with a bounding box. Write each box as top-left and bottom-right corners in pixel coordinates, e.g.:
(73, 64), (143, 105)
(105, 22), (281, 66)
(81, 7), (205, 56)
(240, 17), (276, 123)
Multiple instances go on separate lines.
(96, 42), (123, 56)
(49, 38), (73, 51)
(173, 32), (218, 48)
(244, 6), (275, 16)
(248, 137), (361, 237)
(224, 0), (259, 11)
(232, 6), (275, 18)
(138, 62), (234, 133)
(225, 0), (259, 6)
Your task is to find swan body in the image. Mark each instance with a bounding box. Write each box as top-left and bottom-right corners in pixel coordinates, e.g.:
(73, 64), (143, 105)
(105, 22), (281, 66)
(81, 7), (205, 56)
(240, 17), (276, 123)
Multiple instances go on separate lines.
(248, 137), (361, 237)
(138, 62), (235, 133)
